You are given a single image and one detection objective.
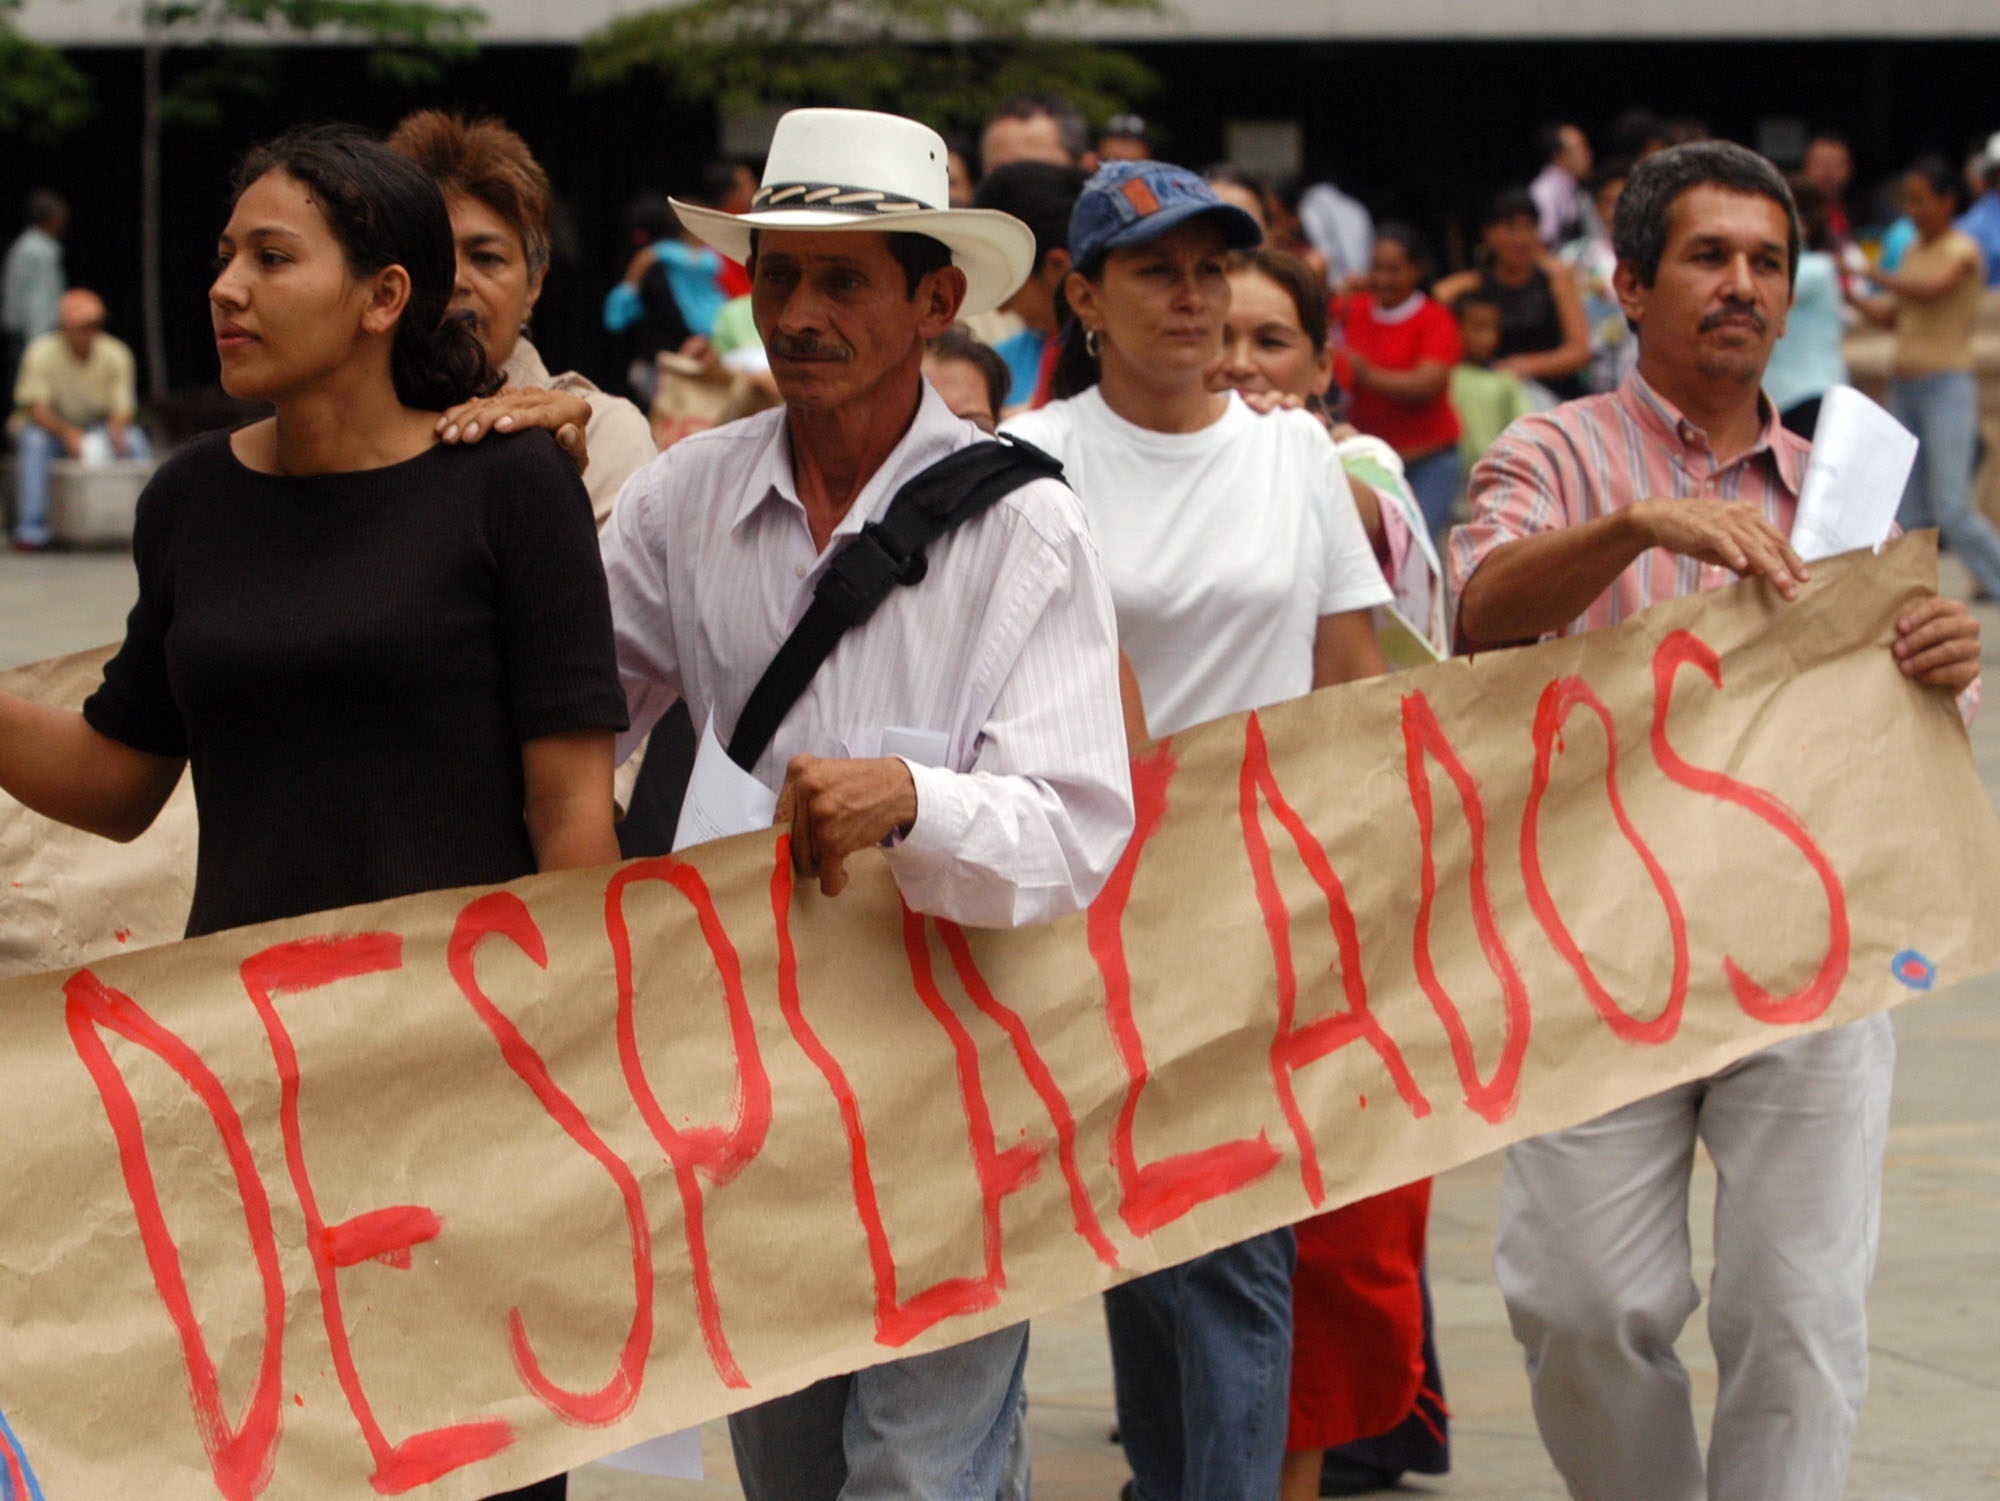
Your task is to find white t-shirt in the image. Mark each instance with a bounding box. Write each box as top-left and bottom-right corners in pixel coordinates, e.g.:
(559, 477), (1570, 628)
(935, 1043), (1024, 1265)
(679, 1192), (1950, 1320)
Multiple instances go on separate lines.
(1004, 388), (1390, 737)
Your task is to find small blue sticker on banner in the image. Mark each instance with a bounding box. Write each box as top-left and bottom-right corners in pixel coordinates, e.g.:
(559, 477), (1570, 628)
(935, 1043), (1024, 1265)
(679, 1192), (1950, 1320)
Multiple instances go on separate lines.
(1891, 949), (1936, 992)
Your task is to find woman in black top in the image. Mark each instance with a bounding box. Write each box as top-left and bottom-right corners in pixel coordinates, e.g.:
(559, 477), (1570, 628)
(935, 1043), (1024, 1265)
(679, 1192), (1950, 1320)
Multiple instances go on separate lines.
(1435, 187), (1592, 402)
(0, 129), (624, 1494)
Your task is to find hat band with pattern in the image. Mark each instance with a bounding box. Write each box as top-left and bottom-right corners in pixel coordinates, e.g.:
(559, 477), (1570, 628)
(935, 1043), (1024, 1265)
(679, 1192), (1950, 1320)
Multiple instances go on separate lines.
(750, 182), (931, 216)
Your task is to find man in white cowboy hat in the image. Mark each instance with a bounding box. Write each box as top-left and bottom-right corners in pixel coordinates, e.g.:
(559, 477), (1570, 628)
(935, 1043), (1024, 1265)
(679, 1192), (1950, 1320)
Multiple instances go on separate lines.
(597, 107), (1135, 1498)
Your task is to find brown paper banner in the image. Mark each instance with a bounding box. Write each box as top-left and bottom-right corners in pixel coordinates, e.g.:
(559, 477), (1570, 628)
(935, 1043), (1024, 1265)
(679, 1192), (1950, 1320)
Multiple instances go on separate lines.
(0, 533), (1994, 1498)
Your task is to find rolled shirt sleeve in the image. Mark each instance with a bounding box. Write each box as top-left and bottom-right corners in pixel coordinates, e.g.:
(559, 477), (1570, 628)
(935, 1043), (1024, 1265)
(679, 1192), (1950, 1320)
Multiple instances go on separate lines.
(1445, 420), (1568, 603)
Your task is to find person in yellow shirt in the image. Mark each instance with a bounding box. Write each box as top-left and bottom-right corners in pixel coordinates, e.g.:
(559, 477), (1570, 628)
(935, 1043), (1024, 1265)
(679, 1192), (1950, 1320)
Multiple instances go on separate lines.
(10, 287), (150, 550)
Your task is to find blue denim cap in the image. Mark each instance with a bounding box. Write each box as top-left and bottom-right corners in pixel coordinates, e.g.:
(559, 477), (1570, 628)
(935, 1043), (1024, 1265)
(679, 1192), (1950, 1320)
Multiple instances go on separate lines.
(1068, 161), (1264, 269)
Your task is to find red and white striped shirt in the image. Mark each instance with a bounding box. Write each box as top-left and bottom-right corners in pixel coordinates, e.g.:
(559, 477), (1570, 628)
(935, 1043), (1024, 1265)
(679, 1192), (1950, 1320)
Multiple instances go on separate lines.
(1447, 372), (1808, 638)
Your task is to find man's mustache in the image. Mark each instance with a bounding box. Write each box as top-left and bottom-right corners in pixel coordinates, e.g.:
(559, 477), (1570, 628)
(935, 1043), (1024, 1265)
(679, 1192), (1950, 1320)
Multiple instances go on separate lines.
(1699, 304), (1767, 334)
(768, 333), (853, 362)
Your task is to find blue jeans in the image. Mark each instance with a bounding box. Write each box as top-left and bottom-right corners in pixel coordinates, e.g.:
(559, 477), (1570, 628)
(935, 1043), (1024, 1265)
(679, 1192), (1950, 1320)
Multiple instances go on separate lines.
(729, 1322), (1030, 1501)
(1104, 1227), (1296, 1501)
(1401, 446), (1465, 536)
(1887, 371), (2000, 596)
(12, 421), (153, 546)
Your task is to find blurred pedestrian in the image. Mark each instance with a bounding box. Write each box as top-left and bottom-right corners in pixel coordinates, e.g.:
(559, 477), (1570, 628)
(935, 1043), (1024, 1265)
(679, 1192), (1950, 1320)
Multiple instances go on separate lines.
(1530, 122), (1594, 247)
(1562, 157), (1638, 393)
(972, 161), (1088, 409)
(1435, 188), (1591, 401)
(1204, 163), (1273, 236)
(1340, 223), (1464, 533)
(1097, 113), (1152, 163)
(1297, 172), (1375, 290)
(1853, 154), (2000, 597)
(9, 289), (151, 551)
(981, 93), (1091, 174)
(1, 189), (66, 398)
(1801, 130), (1855, 245)
(1764, 180), (1847, 438)
(1956, 132), (2000, 286)
(1447, 292), (1536, 472)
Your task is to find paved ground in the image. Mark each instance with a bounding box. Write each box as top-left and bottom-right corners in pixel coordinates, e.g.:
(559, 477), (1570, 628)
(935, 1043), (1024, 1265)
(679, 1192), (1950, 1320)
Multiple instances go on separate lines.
(6, 545), (1998, 1500)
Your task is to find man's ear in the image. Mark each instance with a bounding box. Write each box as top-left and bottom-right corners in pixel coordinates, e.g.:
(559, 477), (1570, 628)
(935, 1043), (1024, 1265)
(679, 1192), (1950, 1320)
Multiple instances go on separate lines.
(1611, 258), (1648, 330)
(1042, 247), (1072, 285)
(360, 265), (413, 337)
(916, 263), (969, 338)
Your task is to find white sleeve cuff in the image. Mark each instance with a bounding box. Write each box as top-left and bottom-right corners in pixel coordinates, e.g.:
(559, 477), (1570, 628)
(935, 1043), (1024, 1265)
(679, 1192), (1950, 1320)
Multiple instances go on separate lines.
(895, 757), (971, 859)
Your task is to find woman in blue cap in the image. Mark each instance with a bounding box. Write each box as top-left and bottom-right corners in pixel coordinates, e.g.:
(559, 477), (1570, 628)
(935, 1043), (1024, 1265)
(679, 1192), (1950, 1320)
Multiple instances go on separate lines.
(1004, 161), (1390, 1501)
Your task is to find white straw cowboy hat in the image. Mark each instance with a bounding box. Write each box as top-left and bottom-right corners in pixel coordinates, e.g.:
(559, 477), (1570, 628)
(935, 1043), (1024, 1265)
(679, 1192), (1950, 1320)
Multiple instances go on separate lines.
(671, 108), (1036, 318)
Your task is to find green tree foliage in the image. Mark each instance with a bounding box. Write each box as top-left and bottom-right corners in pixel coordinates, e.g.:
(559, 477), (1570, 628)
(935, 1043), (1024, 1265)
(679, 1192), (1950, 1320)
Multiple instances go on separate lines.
(146, 0), (485, 126)
(0, 0), (92, 138)
(577, 0), (1161, 137)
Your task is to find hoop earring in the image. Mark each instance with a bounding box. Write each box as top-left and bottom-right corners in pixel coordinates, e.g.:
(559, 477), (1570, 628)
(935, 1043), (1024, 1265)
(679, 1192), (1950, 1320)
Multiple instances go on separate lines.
(1085, 326), (1102, 359)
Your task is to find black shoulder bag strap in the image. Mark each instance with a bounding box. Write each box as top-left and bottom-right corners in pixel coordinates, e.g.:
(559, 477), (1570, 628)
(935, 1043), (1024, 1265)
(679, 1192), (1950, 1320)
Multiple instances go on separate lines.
(725, 433), (1066, 771)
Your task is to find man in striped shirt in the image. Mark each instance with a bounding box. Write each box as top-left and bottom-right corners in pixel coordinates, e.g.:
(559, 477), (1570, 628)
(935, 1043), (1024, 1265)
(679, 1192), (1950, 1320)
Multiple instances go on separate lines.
(1449, 142), (1981, 1501)
(601, 108), (1133, 1501)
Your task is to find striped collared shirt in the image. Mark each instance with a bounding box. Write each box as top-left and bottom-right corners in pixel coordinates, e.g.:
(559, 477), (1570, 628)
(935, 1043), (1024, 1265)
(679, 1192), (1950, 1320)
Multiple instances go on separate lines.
(599, 379), (1134, 929)
(1447, 371), (1809, 639)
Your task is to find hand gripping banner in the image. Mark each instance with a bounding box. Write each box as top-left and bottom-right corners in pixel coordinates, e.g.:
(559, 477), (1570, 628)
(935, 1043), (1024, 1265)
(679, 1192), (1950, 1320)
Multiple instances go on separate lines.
(0, 533), (1994, 1498)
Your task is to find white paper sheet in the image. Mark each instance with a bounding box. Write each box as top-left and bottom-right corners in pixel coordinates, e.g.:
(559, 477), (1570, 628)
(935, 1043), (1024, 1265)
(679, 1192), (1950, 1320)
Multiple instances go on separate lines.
(597, 1425), (705, 1478)
(1791, 384), (1917, 563)
(672, 711), (779, 854)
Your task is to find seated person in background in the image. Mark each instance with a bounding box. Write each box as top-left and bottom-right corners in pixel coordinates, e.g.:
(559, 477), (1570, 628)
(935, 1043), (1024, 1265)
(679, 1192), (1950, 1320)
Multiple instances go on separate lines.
(10, 287), (150, 551)
(924, 326), (1010, 432)
(1448, 292), (1535, 481)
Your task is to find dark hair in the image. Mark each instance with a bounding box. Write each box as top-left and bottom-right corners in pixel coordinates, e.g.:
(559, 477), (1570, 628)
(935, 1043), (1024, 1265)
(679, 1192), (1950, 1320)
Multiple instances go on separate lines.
(1609, 108), (1666, 160)
(1203, 162), (1272, 210)
(745, 229), (954, 298)
(983, 94), (1089, 167)
(233, 124), (498, 409)
(1451, 289), (1502, 321)
(697, 158), (744, 207)
(1808, 128), (1848, 152)
(926, 326), (1010, 418)
(1788, 177), (1835, 253)
(1374, 221), (1433, 280)
(1537, 122), (1578, 164)
(25, 189), (64, 229)
(1235, 247), (1328, 354)
(975, 162), (1088, 270)
(386, 110), (554, 282)
(1907, 154), (1963, 207)
(1612, 140), (1801, 289)
(1482, 187), (1539, 228)
(625, 191), (673, 244)
(1589, 155), (1635, 197)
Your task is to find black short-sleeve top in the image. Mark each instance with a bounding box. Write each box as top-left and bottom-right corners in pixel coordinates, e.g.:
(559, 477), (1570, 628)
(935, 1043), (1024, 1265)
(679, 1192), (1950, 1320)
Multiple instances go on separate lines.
(83, 428), (629, 938)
